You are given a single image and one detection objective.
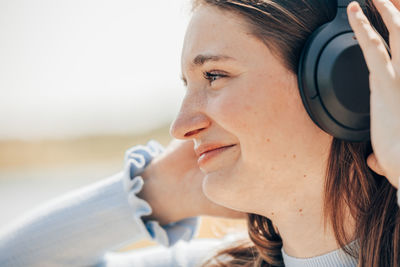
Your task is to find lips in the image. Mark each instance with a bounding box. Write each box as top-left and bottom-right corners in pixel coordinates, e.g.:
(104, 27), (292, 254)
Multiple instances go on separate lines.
(196, 144), (237, 167)
(195, 144), (236, 158)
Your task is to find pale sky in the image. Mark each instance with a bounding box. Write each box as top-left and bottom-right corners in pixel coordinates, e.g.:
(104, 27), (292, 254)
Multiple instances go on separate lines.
(0, 0), (191, 140)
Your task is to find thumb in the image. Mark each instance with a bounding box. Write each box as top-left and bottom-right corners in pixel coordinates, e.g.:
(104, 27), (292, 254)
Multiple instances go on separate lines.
(367, 153), (386, 176)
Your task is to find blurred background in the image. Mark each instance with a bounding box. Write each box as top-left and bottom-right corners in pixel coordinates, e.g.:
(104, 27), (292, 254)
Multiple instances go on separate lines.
(0, 0), (246, 251)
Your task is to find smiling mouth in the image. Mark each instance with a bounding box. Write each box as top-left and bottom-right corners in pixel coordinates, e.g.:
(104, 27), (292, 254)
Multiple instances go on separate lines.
(197, 144), (236, 166)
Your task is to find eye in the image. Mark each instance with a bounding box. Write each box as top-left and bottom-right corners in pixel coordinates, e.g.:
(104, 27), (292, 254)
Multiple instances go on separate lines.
(203, 70), (228, 84)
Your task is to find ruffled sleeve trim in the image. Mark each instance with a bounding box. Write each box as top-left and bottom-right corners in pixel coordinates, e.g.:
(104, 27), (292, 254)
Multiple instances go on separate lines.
(122, 140), (200, 247)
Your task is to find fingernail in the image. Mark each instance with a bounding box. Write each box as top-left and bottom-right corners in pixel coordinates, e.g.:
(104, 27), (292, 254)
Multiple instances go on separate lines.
(350, 2), (360, 12)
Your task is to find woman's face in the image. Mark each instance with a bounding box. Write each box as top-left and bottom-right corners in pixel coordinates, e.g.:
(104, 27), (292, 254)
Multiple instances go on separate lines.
(170, 4), (333, 215)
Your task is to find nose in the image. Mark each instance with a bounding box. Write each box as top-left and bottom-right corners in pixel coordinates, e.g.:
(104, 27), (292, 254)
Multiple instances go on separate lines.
(169, 91), (210, 140)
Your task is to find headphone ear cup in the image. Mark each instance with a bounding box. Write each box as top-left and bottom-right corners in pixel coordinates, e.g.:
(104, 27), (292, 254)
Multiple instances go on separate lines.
(298, 30), (371, 142)
(298, 11), (371, 142)
(318, 33), (370, 133)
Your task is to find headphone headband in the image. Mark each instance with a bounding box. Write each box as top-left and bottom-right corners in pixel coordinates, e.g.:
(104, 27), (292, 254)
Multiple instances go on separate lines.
(337, 0), (366, 7)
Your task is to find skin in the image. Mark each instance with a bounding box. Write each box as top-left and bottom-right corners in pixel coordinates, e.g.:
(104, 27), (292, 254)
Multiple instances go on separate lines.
(169, 4), (341, 257)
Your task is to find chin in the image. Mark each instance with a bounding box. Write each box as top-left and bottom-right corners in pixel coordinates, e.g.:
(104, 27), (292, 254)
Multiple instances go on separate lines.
(202, 170), (248, 212)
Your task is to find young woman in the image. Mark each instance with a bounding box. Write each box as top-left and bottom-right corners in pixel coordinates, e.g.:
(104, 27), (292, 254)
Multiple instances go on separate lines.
(0, 0), (399, 266)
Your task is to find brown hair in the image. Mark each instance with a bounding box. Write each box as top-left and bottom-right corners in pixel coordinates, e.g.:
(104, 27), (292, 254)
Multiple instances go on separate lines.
(191, 0), (400, 266)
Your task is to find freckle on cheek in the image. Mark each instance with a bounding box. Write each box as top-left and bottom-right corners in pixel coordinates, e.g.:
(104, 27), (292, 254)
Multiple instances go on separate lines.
(304, 174), (307, 178)
(299, 209), (303, 212)
(293, 154), (296, 159)
(266, 138), (270, 142)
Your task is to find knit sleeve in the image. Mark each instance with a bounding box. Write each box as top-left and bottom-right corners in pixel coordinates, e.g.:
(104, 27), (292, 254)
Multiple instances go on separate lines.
(0, 140), (200, 267)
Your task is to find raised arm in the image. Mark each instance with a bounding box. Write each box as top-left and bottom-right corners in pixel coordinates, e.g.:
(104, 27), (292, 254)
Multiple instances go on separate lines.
(0, 141), (199, 266)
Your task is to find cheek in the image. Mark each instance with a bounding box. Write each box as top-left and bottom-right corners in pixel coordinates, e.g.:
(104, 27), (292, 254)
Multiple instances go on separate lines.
(222, 74), (308, 159)
(207, 91), (253, 133)
(207, 79), (270, 136)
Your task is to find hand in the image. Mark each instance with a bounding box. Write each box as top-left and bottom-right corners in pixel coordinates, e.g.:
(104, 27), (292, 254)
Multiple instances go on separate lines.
(347, 0), (400, 188)
(138, 139), (245, 225)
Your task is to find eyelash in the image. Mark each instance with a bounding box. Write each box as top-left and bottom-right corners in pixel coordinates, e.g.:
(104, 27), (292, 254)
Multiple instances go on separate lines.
(203, 71), (227, 84)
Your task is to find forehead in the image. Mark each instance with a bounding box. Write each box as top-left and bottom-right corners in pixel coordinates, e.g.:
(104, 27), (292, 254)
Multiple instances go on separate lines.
(181, 5), (260, 68)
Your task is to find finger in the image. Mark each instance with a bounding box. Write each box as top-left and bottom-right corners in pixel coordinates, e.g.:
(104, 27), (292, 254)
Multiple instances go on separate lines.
(367, 153), (387, 176)
(372, 0), (400, 65)
(347, 2), (393, 81)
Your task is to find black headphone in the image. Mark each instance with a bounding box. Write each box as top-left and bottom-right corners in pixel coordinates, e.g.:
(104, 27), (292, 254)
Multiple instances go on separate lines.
(298, 0), (390, 142)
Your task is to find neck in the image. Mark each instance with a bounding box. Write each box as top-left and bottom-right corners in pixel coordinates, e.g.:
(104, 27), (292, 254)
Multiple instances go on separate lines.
(268, 171), (355, 258)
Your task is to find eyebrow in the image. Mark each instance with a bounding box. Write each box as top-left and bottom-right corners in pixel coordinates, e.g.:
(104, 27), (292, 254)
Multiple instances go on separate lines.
(181, 53), (236, 86)
(192, 54), (235, 66)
